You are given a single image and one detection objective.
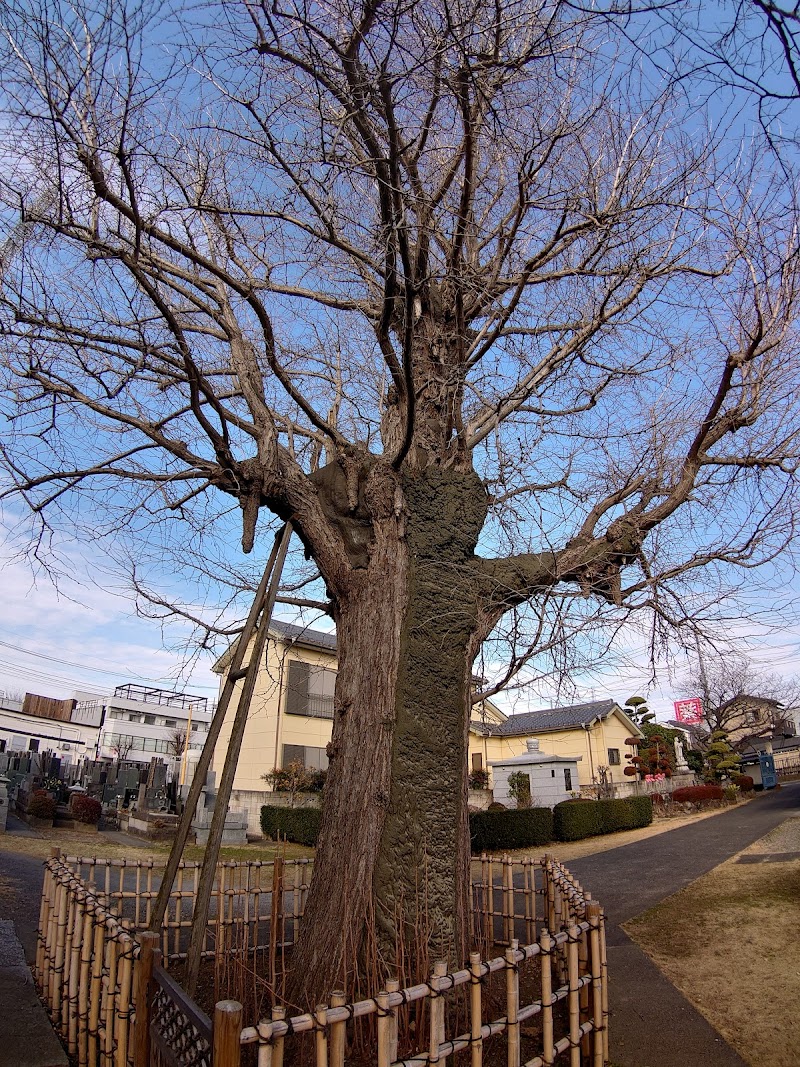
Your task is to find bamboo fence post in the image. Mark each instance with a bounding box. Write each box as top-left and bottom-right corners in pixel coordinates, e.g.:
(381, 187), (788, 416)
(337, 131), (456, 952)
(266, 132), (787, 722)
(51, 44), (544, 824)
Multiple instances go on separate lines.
(386, 977), (401, 1062)
(115, 937), (135, 1067)
(213, 1000), (243, 1067)
(505, 940), (520, 1067)
(480, 853), (489, 944)
(586, 902), (603, 1067)
(567, 924), (581, 1067)
(59, 881), (76, 1033)
(503, 856), (514, 945)
(523, 857), (535, 944)
(376, 990), (392, 1067)
(88, 901), (105, 1067)
(36, 849), (58, 984)
(328, 991), (347, 1067)
(102, 934), (119, 1063)
(40, 860), (57, 996)
(269, 856), (284, 992)
(77, 885), (96, 1067)
(540, 929), (554, 1067)
(271, 1005), (286, 1067)
(599, 909), (609, 1065)
(429, 960), (447, 1067)
(292, 862), (301, 945)
(133, 931), (160, 1067)
(67, 886), (85, 1054)
(579, 912), (590, 1064)
(469, 951), (483, 1067)
(314, 1003), (329, 1067)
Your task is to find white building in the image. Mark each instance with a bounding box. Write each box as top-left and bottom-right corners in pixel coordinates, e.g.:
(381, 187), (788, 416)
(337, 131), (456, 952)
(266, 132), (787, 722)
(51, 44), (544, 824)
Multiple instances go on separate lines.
(490, 739), (581, 809)
(0, 691), (98, 770)
(93, 684), (212, 780)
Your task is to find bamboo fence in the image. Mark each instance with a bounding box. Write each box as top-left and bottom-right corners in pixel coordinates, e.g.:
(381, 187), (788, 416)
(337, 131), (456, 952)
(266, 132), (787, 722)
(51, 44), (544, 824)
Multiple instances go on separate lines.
(36, 849), (608, 1067)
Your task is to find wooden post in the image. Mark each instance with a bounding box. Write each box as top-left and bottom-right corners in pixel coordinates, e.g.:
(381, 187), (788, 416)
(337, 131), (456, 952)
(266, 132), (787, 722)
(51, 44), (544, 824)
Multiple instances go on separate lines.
(185, 527), (292, 995)
(523, 857), (535, 944)
(469, 952), (483, 1067)
(213, 1000), (243, 1067)
(540, 929), (554, 1067)
(567, 924), (580, 1067)
(505, 940), (520, 1067)
(35, 849), (58, 984)
(328, 990), (347, 1067)
(586, 902), (603, 1067)
(133, 931), (160, 1067)
(149, 527), (290, 939)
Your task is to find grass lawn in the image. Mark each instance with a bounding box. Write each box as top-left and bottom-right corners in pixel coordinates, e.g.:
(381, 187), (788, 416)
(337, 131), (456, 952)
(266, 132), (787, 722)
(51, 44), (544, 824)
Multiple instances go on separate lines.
(0, 826), (314, 865)
(624, 815), (800, 1067)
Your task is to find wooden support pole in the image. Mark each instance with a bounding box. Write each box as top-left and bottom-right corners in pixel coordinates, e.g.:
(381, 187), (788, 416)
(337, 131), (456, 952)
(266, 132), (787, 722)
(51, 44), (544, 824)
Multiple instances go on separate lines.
(77, 887), (95, 1067)
(213, 1000), (243, 1067)
(315, 1003), (329, 1067)
(133, 931), (160, 1067)
(88, 900), (105, 1067)
(116, 938), (134, 1067)
(185, 525), (292, 995)
(149, 526), (290, 936)
(503, 856), (514, 945)
(376, 990), (391, 1067)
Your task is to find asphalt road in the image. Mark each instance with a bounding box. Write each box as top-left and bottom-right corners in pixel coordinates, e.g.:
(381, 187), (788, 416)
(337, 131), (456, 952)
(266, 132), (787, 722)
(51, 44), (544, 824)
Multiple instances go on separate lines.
(566, 781), (800, 1067)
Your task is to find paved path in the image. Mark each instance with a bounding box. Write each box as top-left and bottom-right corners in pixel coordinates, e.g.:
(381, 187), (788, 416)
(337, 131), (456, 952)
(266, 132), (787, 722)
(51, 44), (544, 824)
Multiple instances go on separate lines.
(566, 782), (800, 1067)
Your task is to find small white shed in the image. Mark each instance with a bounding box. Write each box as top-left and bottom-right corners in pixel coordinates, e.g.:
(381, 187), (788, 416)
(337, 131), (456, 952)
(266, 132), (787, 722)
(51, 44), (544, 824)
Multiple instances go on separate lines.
(490, 739), (581, 809)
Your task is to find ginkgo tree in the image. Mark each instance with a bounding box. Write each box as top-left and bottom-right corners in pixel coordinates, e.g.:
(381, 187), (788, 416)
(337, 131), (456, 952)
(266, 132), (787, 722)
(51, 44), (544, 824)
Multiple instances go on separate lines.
(2, 0), (800, 1003)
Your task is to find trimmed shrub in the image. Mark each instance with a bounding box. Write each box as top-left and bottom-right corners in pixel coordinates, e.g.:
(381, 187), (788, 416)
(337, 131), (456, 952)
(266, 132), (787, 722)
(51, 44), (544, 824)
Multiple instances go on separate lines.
(261, 805), (321, 846)
(671, 784), (724, 804)
(469, 807), (553, 853)
(27, 789), (57, 821)
(732, 774), (755, 793)
(487, 801), (507, 811)
(553, 796), (653, 842)
(72, 794), (102, 824)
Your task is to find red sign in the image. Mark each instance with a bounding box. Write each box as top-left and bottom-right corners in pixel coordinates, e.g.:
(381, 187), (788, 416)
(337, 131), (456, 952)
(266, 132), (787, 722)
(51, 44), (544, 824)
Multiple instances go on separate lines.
(673, 698), (703, 724)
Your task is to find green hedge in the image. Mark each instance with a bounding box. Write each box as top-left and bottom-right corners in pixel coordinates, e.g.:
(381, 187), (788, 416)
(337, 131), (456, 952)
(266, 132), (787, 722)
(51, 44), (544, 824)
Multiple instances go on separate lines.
(553, 796), (653, 842)
(261, 805), (321, 846)
(469, 807), (554, 852)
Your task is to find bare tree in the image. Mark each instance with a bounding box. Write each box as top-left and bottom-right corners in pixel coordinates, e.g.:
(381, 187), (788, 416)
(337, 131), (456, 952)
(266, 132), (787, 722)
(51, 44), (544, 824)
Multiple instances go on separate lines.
(683, 654), (800, 745)
(166, 727), (194, 760)
(2, 0), (800, 1002)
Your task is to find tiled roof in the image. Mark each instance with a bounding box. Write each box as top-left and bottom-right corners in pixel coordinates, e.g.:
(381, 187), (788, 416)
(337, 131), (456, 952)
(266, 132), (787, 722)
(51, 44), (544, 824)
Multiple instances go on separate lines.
(270, 619), (337, 651)
(488, 699), (619, 736)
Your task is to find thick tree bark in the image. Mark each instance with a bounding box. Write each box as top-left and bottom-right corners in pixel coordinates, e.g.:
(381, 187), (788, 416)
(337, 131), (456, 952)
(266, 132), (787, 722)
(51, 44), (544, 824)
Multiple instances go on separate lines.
(286, 466), (488, 1007)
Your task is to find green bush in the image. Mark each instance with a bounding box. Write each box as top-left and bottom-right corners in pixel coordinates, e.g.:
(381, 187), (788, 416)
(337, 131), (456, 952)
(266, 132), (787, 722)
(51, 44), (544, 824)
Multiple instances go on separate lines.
(261, 805), (321, 846)
(469, 807), (553, 852)
(553, 796), (653, 842)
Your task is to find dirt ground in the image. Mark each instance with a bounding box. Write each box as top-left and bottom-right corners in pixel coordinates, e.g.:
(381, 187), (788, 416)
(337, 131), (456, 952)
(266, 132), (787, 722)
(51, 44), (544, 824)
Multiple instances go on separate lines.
(625, 815), (800, 1067)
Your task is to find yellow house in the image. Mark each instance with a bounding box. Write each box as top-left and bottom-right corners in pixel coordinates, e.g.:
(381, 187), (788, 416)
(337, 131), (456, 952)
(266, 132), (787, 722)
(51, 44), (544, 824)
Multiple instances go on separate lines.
(470, 700), (644, 792)
(211, 620), (338, 832)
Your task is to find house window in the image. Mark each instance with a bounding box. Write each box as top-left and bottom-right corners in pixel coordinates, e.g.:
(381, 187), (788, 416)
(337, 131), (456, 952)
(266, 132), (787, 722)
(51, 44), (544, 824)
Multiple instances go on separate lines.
(285, 661), (336, 719)
(281, 744), (329, 771)
(608, 748), (621, 765)
(471, 752), (483, 772)
(164, 719), (177, 728)
(564, 768), (572, 791)
(143, 714), (156, 725)
(28, 739), (40, 752)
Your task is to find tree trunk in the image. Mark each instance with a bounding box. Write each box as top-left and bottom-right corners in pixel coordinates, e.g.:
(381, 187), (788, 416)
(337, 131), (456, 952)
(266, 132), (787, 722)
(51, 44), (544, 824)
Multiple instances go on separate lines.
(286, 467), (488, 1007)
